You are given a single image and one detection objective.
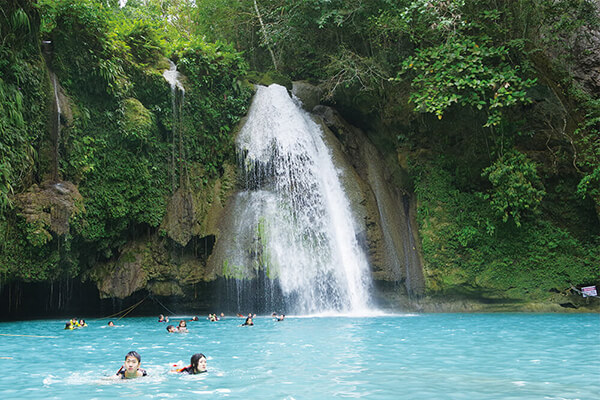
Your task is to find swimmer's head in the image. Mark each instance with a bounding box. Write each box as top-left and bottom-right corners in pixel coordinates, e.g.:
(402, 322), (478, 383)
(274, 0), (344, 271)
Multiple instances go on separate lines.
(125, 351), (141, 362)
(191, 353), (207, 373)
(124, 351), (141, 374)
(166, 325), (176, 332)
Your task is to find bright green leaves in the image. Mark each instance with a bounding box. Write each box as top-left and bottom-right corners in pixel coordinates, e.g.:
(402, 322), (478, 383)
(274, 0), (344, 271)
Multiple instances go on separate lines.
(399, 38), (536, 126)
(481, 150), (545, 227)
(0, 2), (47, 214)
(175, 39), (251, 178)
(111, 18), (166, 66)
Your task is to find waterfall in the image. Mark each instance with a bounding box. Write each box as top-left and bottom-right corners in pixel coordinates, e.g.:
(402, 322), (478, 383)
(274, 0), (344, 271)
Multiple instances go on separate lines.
(163, 60), (185, 94)
(221, 84), (374, 315)
(163, 61), (185, 191)
(50, 72), (61, 181)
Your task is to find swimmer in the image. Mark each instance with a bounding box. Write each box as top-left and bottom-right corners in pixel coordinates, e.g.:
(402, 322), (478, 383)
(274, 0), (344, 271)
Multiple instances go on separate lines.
(116, 351), (147, 379)
(108, 321), (115, 327)
(166, 325), (176, 333)
(177, 320), (188, 333)
(64, 321), (74, 330)
(220, 312), (225, 318)
(174, 353), (207, 374)
(189, 316), (199, 321)
(277, 314), (285, 321)
(241, 316), (253, 326)
(79, 319), (87, 327)
(158, 314), (166, 322)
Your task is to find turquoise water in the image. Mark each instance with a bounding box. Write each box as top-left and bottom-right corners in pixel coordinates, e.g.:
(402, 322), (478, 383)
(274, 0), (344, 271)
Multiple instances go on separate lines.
(0, 314), (598, 399)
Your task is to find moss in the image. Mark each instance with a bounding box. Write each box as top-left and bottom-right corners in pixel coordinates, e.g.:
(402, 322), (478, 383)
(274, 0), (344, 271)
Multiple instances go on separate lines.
(122, 97), (155, 143)
(256, 70), (293, 90)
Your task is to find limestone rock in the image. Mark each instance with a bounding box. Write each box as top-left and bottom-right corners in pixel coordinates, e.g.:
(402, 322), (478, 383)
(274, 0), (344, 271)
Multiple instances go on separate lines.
(292, 81), (323, 112)
(15, 181), (84, 242)
(89, 248), (148, 299)
(161, 163), (236, 247)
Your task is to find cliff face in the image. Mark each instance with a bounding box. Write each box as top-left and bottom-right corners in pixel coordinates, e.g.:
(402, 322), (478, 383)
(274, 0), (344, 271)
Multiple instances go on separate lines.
(86, 164), (236, 299)
(311, 104), (425, 296)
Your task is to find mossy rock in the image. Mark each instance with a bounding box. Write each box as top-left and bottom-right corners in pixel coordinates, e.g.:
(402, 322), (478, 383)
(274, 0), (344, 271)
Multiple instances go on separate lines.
(122, 98), (155, 142)
(247, 70), (292, 90)
(156, 57), (172, 71)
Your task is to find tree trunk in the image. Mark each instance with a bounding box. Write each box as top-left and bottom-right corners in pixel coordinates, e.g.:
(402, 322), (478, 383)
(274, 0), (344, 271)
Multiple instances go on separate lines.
(253, 0), (278, 71)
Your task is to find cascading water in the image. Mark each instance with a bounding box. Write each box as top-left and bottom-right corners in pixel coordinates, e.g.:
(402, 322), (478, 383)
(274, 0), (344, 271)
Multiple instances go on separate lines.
(221, 84), (374, 315)
(50, 72), (61, 181)
(163, 61), (185, 190)
(163, 60), (185, 94)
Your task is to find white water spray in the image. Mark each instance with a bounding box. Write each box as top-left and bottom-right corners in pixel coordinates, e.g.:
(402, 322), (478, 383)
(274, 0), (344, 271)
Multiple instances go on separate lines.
(224, 84), (374, 314)
(163, 61), (185, 191)
(163, 60), (185, 94)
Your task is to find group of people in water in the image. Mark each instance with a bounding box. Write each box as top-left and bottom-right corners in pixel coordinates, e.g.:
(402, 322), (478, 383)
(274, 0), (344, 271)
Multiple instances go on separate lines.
(114, 312), (287, 379)
(116, 351), (207, 379)
(66, 311), (286, 331)
(64, 317), (87, 330)
(64, 311), (286, 379)
(155, 312), (285, 330)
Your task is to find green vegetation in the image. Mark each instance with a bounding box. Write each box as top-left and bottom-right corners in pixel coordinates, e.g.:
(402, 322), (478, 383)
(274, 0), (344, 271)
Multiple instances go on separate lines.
(1, 0), (250, 284)
(1, 0), (598, 306)
(190, 0), (599, 301)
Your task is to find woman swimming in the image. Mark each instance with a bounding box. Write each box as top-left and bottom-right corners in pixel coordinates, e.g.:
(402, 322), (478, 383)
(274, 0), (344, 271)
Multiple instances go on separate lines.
(174, 353), (207, 374)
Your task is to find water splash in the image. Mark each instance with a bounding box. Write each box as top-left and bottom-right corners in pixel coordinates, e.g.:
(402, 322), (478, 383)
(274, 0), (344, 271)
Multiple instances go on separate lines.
(222, 84), (374, 314)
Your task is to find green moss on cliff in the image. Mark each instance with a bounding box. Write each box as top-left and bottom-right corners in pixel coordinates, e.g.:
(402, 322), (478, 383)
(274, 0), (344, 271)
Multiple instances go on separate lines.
(411, 157), (599, 302)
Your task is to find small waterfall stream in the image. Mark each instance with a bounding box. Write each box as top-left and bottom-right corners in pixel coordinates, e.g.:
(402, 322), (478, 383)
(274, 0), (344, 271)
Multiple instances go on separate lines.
(220, 84), (374, 315)
(50, 72), (61, 181)
(163, 61), (185, 191)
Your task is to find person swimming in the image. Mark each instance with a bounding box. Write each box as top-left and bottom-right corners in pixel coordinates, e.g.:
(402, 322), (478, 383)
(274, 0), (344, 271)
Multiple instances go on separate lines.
(64, 321), (74, 330)
(174, 353), (207, 374)
(108, 321), (115, 327)
(166, 325), (176, 333)
(241, 316), (254, 326)
(158, 314), (169, 322)
(177, 320), (188, 333)
(116, 351), (147, 379)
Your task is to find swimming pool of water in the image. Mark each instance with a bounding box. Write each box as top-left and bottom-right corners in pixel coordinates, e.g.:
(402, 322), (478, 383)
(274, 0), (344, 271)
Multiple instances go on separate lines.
(0, 313), (598, 399)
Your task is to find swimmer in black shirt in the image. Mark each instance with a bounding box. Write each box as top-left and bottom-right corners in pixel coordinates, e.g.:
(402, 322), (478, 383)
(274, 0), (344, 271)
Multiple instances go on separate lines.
(116, 351), (147, 379)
